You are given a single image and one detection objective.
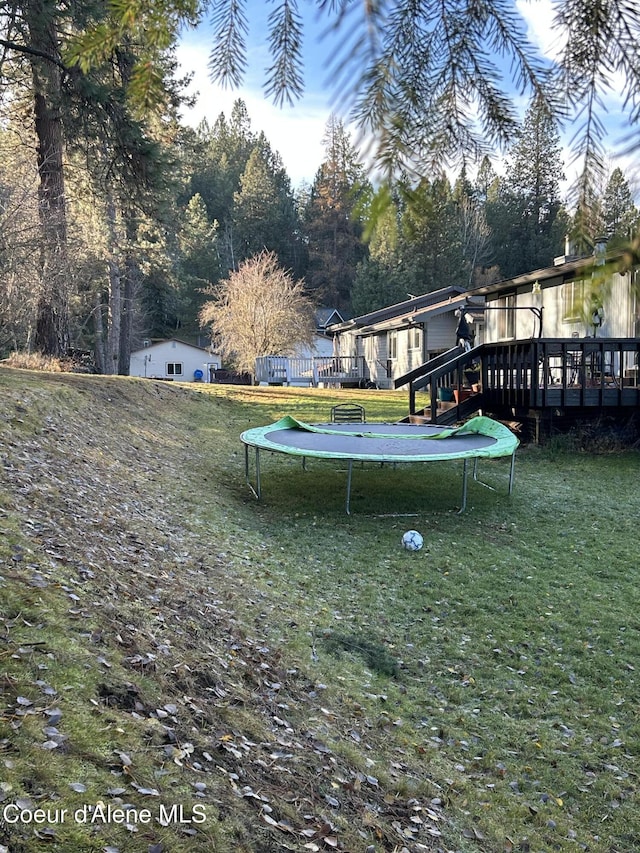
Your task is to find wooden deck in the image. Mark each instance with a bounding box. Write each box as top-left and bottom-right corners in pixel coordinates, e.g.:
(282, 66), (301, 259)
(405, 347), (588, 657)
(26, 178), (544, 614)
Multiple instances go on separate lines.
(254, 355), (367, 388)
(396, 338), (640, 439)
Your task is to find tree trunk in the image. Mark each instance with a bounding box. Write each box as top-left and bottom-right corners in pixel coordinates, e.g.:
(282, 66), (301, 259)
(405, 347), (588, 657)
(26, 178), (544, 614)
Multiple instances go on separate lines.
(118, 249), (136, 375)
(93, 291), (106, 374)
(105, 194), (122, 374)
(26, 0), (70, 356)
(117, 208), (140, 376)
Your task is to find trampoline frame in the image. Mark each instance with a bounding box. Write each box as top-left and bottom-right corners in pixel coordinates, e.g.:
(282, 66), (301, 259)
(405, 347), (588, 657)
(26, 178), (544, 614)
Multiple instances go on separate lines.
(241, 416), (518, 514)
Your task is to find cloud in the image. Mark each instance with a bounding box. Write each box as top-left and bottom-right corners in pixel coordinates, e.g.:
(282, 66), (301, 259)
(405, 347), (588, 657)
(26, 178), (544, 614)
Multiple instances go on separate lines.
(516, 0), (564, 61)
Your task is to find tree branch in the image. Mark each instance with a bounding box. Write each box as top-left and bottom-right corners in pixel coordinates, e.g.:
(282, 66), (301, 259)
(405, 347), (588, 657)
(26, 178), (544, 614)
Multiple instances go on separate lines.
(0, 37), (67, 71)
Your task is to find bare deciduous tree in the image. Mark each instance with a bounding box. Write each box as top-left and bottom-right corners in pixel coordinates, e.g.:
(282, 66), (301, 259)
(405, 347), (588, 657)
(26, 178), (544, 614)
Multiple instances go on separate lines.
(199, 250), (315, 376)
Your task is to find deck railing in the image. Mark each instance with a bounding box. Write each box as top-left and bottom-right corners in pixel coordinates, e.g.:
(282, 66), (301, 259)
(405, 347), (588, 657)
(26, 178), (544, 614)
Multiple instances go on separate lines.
(255, 355), (366, 386)
(482, 338), (640, 410)
(396, 338), (640, 423)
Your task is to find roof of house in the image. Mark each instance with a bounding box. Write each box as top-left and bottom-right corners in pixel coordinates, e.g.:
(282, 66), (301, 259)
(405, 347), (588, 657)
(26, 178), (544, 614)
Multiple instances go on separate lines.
(130, 338), (214, 356)
(470, 250), (627, 298)
(361, 294), (485, 334)
(328, 285), (474, 334)
(316, 307), (346, 329)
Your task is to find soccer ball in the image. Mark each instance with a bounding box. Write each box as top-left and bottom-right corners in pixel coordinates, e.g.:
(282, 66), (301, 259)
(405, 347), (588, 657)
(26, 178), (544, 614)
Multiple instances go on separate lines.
(402, 529), (424, 551)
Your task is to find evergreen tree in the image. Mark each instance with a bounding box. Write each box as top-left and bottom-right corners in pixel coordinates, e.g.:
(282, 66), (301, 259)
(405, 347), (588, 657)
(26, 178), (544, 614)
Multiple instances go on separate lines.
(399, 176), (466, 293)
(453, 167), (491, 287)
(475, 156), (500, 207)
(0, 123), (41, 355)
(69, 47), (185, 374)
(71, 0), (640, 235)
(489, 95), (569, 277)
(0, 1), (184, 364)
(303, 116), (370, 309)
(5, 0), (72, 356)
(472, 157), (502, 285)
(176, 193), (221, 338)
(351, 192), (407, 314)
(232, 138), (301, 271)
(185, 101), (302, 275)
(602, 167), (639, 246)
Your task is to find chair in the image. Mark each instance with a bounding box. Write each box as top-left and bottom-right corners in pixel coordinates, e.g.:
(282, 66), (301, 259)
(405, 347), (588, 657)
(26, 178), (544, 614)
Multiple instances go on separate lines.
(330, 403), (366, 423)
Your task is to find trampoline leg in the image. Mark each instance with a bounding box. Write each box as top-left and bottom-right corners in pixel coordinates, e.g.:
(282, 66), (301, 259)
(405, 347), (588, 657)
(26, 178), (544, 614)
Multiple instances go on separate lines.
(473, 457), (479, 481)
(458, 458), (468, 513)
(244, 445), (261, 500)
(346, 459), (353, 514)
(508, 452), (516, 494)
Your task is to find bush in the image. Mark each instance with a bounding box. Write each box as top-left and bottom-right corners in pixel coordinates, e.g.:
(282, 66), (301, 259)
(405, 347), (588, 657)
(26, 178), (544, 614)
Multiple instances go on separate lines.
(2, 351), (66, 371)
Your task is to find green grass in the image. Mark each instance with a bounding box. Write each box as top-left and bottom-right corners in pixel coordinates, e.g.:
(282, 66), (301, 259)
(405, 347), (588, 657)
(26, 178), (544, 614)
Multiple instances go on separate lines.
(1, 369), (639, 852)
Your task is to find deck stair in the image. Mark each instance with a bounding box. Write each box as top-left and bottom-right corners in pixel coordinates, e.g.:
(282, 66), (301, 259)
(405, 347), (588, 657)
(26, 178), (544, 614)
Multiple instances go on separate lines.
(395, 344), (485, 425)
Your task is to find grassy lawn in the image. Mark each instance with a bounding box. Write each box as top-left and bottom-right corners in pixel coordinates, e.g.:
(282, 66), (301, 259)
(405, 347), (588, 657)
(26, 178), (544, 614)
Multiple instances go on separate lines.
(0, 369), (638, 853)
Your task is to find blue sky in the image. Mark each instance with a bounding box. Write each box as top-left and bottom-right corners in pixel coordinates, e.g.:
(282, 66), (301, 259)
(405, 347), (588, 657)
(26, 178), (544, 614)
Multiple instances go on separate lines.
(175, 0), (638, 197)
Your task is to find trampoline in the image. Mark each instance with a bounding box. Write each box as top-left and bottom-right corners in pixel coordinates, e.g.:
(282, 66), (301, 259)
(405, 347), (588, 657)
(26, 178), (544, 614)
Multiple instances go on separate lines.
(241, 415), (519, 513)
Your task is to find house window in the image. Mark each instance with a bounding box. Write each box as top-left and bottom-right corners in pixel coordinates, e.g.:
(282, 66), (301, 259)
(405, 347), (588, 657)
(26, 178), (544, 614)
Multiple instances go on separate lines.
(562, 280), (584, 323)
(166, 362), (183, 376)
(408, 326), (422, 351)
(496, 293), (516, 340)
(388, 330), (398, 360)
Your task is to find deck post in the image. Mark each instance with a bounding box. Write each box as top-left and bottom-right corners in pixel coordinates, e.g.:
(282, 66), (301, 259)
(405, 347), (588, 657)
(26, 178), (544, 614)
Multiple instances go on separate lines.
(409, 384), (416, 414)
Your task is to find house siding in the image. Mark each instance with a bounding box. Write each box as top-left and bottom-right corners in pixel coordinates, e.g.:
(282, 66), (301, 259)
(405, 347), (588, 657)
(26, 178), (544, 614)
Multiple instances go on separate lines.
(483, 260), (639, 343)
(329, 287), (482, 387)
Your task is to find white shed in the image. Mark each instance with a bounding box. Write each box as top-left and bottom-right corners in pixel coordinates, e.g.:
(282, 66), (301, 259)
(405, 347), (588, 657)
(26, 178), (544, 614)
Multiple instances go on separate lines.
(129, 339), (220, 382)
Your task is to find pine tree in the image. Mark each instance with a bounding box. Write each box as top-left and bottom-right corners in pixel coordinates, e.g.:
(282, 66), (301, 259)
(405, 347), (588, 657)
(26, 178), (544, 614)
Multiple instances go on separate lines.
(70, 0), (640, 233)
(303, 116), (370, 309)
(399, 176), (465, 293)
(176, 193), (221, 337)
(351, 191), (407, 314)
(602, 167), (639, 246)
(232, 139), (300, 271)
(453, 167), (491, 287)
(489, 95), (569, 277)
